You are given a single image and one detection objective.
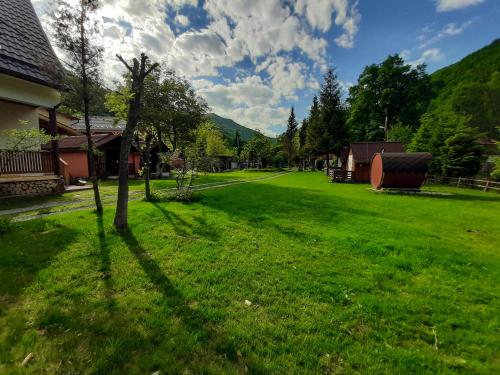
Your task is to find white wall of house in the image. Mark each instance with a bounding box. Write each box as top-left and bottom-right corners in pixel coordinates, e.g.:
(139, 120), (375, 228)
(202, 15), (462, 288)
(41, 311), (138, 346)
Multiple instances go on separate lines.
(0, 74), (60, 108)
(0, 73), (61, 149)
(0, 100), (40, 149)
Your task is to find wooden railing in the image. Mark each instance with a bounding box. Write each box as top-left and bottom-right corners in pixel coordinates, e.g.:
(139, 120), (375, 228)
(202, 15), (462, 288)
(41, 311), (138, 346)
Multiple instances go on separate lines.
(0, 150), (55, 175)
(428, 176), (500, 192)
(330, 169), (353, 183)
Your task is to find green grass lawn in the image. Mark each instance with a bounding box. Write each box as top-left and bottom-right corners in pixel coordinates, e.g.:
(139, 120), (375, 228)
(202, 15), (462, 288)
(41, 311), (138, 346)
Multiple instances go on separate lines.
(0, 170), (280, 212)
(1, 172), (499, 374)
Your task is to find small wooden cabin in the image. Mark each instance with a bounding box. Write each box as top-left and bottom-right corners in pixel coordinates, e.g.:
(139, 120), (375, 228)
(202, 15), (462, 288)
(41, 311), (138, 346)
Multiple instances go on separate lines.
(343, 142), (405, 182)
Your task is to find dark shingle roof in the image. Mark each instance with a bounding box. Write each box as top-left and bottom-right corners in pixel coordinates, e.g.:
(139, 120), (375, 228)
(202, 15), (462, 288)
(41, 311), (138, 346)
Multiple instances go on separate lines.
(351, 142), (405, 164)
(0, 0), (64, 88)
(55, 134), (119, 150)
(72, 116), (126, 132)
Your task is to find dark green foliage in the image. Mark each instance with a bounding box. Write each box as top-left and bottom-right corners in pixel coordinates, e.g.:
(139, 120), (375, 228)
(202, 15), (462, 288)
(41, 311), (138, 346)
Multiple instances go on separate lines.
(387, 123), (414, 146)
(306, 69), (348, 158)
(282, 107), (298, 164)
(410, 111), (484, 176)
(241, 132), (274, 167)
(347, 55), (432, 141)
(59, 71), (111, 116)
(440, 126), (485, 177)
(429, 39), (500, 139)
(319, 69), (349, 156)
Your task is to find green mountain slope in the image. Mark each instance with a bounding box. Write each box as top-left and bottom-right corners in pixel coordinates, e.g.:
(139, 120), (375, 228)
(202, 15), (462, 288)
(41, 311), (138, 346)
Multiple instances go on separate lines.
(430, 39), (500, 138)
(208, 113), (261, 142)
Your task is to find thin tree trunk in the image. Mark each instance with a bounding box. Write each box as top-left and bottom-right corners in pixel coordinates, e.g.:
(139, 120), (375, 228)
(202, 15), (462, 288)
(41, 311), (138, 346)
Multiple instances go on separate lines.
(144, 136), (152, 201)
(325, 153), (330, 175)
(114, 125), (135, 229)
(114, 54), (158, 230)
(81, 7), (102, 214)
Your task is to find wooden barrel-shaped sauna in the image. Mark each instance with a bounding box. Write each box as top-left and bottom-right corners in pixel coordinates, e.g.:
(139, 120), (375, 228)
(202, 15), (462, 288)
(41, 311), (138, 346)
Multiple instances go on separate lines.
(370, 152), (432, 190)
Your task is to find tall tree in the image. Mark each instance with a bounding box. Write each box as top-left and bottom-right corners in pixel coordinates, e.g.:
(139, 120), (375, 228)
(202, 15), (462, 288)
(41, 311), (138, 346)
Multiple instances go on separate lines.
(307, 69), (348, 173)
(52, 0), (104, 213)
(298, 119), (309, 169)
(114, 53), (158, 230)
(347, 55), (432, 141)
(283, 107), (298, 166)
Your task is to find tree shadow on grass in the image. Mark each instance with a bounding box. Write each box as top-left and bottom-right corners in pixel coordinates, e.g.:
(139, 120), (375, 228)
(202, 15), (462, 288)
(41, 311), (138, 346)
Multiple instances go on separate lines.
(150, 201), (191, 237)
(118, 227), (245, 372)
(0, 220), (78, 301)
(420, 190), (500, 203)
(97, 214), (114, 303)
(150, 202), (221, 242)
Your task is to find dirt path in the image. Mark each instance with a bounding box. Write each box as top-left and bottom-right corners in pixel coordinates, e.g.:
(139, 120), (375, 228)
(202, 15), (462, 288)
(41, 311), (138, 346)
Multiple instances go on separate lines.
(4, 172), (289, 222)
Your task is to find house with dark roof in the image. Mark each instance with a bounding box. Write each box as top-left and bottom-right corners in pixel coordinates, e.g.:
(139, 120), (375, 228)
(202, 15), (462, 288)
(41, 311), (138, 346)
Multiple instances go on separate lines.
(0, 0), (66, 195)
(71, 116), (127, 135)
(341, 142), (405, 182)
(44, 134), (141, 181)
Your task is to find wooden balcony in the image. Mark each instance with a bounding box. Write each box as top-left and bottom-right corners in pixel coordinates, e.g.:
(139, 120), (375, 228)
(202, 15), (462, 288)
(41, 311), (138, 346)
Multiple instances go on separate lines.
(0, 150), (56, 176)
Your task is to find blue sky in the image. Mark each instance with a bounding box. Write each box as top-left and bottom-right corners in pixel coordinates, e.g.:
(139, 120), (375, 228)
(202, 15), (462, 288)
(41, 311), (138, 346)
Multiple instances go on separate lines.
(35, 0), (499, 135)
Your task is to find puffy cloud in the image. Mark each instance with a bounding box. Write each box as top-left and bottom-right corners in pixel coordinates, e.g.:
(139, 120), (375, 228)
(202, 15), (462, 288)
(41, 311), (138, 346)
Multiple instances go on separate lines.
(35, 0), (362, 135)
(295, 0), (361, 48)
(435, 0), (485, 12)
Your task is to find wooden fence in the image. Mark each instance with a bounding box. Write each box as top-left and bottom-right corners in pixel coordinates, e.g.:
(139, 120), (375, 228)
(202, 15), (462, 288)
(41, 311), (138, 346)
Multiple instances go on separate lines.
(428, 176), (500, 192)
(0, 150), (55, 175)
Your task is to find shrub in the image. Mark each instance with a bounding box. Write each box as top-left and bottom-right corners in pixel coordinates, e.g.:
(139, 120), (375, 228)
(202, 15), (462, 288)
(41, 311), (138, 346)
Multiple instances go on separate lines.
(0, 216), (13, 234)
(165, 189), (198, 202)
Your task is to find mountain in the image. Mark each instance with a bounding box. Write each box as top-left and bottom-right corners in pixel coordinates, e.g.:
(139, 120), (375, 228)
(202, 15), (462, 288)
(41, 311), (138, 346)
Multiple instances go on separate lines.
(429, 39), (500, 139)
(208, 113), (262, 142)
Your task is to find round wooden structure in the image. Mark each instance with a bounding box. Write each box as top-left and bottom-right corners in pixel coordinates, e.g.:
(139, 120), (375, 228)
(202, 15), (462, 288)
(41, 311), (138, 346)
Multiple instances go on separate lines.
(370, 152), (432, 190)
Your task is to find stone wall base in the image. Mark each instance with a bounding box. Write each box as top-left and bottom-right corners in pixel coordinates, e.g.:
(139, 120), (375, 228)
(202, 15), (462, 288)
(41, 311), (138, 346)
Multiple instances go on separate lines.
(0, 177), (65, 197)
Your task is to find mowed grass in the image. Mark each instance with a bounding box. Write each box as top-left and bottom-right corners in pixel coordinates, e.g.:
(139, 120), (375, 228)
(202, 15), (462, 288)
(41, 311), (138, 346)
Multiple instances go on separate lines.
(0, 172), (499, 374)
(0, 170), (280, 212)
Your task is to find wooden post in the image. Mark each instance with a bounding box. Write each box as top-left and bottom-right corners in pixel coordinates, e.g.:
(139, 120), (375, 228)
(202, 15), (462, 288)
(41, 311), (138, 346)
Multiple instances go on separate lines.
(48, 107), (60, 176)
(457, 176), (461, 187)
(484, 180), (489, 192)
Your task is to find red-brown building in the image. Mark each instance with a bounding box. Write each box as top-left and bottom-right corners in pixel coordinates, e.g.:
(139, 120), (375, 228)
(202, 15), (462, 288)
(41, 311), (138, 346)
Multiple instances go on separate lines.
(49, 134), (141, 182)
(342, 142), (405, 182)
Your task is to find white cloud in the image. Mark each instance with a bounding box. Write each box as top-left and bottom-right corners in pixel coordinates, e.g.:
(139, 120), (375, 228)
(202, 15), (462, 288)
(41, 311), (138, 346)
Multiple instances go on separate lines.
(35, 0), (361, 135)
(435, 0), (485, 12)
(408, 48), (444, 66)
(175, 14), (190, 26)
(295, 0), (361, 48)
(418, 20), (473, 49)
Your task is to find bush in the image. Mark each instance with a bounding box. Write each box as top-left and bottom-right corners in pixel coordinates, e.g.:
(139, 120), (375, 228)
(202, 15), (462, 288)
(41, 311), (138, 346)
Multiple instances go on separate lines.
(165, 189), (198, 202)
(145, 189), (199, 203)
(491, 157), (500, 181)
(0, 216), (13, 234)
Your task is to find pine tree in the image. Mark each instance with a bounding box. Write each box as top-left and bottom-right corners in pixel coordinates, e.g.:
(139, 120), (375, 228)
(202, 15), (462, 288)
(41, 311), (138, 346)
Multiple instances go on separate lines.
(283, 107), (298, 166)
(307, 69), (349, 173)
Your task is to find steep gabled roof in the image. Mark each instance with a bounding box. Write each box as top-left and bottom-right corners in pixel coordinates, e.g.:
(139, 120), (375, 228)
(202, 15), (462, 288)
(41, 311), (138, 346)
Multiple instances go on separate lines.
(71, 116), (126, 133)
(0, 0), (64, 88)
(350, 142), (405, 164)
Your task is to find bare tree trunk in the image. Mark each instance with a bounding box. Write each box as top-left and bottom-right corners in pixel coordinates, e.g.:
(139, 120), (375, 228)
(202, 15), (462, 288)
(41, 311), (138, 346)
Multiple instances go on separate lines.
(81, 9), (102, 214)
(144, 135), (152, 201)
(325, 153), (330, 175)
(114, 54), (158, 230)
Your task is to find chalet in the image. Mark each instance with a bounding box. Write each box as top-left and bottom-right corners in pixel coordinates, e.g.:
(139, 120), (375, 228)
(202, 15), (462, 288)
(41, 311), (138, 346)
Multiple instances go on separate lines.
(335, 142), (405, 183)
(45, 134), (141, 182)
(0, 0), (66, 196)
